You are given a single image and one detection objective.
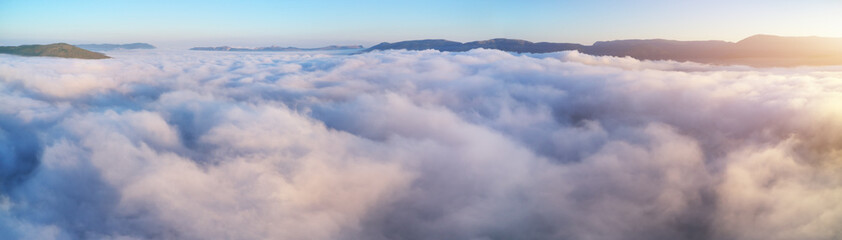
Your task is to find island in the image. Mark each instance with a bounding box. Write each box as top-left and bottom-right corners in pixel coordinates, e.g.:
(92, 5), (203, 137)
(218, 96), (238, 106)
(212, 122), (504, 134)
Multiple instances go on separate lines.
(0, 43), (110, 59)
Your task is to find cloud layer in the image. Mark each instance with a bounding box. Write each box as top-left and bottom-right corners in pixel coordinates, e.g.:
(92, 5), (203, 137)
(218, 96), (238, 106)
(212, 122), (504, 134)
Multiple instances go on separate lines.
(1, 49), (842, 240)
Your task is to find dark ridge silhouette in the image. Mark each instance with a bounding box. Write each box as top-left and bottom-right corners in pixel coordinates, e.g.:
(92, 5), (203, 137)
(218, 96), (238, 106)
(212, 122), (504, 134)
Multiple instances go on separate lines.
(190, 45), (364, 52)
(76, 43), (156, 51)
(367, 38), (584, 53)
(584, 39), (734, 61)
(0, 43), (110, 59)
(464, 38), (586, 53)
(369, 39), (465, 51)
(365, 35), (842, 67)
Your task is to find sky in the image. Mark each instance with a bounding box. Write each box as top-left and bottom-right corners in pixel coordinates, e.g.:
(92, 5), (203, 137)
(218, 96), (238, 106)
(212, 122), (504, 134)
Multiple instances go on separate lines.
(1, 0), (842, 48)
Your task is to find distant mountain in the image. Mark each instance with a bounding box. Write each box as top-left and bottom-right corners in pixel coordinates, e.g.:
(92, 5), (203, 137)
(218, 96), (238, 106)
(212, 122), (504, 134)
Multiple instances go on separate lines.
(366, 39), (584, 53)
(0, 43), (110, 59)
(465, 39), (585, 53)
(368, 40), (464, 51)
(365, 35), (842, 67)
(584, 39), (734, 61)
(190, 46), (241, 51)
(76, 43), (156, 51)
(733, 34), (842, 57)
(190, 45), (364, 52)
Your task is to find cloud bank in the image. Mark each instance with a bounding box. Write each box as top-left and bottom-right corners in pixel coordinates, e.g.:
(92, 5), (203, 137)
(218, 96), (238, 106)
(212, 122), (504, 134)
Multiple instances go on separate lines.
(1, 49), (841, 240)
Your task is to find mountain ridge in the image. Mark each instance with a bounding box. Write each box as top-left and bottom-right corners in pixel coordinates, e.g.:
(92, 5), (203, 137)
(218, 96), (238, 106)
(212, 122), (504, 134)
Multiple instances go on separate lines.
(365, 34), (842, 67)
(367, 38), (584, 53)
(191, 45), (364, 52)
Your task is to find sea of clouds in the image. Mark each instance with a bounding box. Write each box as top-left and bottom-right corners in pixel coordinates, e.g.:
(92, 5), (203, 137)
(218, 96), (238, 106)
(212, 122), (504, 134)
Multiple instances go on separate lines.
(1, 49), (841, 240)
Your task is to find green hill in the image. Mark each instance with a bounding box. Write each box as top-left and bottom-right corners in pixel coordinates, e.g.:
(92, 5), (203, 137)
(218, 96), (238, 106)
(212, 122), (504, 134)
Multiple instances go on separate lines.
(0, 43), (110, 59)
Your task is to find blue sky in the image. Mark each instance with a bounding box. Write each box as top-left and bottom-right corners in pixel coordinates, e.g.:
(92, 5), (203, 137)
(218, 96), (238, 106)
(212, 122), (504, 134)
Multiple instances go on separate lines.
(1, 0), (841, 48)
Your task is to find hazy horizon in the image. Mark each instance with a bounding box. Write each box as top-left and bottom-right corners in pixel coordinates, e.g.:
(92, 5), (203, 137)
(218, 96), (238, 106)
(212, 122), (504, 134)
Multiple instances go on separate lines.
(4, 33), (841, 51)
(2, 0), (842, 48)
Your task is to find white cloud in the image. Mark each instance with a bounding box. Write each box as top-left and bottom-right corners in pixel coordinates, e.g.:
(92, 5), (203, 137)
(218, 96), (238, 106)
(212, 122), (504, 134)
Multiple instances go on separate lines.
(1, 49), (841, 239)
